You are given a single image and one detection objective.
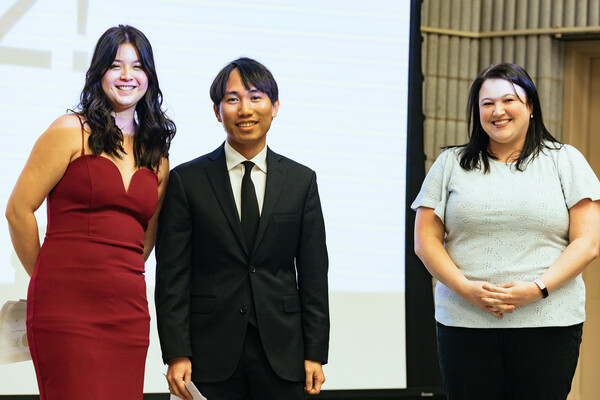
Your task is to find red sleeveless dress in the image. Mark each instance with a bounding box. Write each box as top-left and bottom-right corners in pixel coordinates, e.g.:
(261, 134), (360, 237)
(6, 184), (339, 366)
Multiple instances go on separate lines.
(26, 130), (158, 399)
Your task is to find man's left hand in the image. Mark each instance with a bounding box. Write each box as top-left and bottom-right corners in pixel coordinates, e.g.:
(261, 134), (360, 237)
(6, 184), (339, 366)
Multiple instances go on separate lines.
(304, 360), (325, 395)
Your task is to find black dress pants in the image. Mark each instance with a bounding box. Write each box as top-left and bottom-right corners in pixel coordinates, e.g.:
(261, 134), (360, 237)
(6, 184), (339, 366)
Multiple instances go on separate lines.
(195, 323), (306, 400)
(437, 322), (582, 400)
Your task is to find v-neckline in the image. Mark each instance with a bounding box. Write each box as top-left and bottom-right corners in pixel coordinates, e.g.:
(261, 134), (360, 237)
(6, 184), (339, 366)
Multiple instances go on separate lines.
(77, 155), (152, 195)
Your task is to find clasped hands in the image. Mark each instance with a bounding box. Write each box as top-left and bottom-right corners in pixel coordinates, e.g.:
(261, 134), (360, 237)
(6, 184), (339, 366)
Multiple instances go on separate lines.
(460, 280), (544, 318)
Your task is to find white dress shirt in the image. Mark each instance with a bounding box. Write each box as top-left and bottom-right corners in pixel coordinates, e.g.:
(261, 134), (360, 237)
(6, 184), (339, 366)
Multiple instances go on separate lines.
(224, 141), (267, 220)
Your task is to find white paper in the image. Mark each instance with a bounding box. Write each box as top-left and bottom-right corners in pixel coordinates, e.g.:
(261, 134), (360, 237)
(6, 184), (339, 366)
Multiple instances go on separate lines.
(0, 299), (31, 364)
(169, 381), (207, 400)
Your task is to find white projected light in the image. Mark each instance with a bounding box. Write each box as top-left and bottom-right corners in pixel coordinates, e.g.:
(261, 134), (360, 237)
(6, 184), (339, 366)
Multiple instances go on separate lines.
(0, 0), (409, 393)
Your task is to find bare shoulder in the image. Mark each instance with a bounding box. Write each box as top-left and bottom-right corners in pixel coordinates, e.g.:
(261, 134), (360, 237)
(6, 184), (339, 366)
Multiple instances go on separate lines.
(38, 114), (86, 157)
(48, 113), (85, 129)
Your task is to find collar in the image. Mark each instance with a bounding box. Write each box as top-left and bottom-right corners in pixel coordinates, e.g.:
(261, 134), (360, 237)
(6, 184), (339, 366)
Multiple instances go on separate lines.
(225, 142), (268, 173)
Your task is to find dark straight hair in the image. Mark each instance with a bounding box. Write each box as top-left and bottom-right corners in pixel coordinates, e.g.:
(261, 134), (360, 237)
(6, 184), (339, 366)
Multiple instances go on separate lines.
(76, 24), (175, 170)
(209, 57), (279, 107)
(458, 62), (560, 173)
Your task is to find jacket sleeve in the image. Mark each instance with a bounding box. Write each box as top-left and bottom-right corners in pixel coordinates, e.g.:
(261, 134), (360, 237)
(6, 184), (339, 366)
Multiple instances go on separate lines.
(296, 171), (330, 364)
(154, 169), (194, 364)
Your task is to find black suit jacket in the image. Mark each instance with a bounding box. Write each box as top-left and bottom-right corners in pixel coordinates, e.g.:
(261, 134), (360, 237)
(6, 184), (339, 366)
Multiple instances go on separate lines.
(155, 144), (329, 382)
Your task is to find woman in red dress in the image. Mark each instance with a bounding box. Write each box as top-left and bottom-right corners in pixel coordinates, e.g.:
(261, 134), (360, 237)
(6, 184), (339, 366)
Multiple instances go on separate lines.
(5, 25), (176, 399)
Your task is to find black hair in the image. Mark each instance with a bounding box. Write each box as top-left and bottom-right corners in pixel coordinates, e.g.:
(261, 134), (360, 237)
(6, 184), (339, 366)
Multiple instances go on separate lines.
(209, 57), (278, 107)
(458, 62), (560, 172)
(75, 24), (175, 170)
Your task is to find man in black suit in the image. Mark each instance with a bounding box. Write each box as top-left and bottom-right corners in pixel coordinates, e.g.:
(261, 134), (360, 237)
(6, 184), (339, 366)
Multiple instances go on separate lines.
(155, 57), (330, 400)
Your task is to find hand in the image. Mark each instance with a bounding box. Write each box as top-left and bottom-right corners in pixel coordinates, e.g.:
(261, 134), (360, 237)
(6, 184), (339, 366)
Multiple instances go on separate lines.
(458, 280), (514, 318)
(304, 360), (325, 395)
(166, 357), (193, 400)
(496, 280), (544, 308)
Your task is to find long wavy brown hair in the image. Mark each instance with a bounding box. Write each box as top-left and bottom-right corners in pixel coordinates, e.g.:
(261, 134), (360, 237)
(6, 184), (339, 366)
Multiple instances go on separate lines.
(75, 24), (176, 170)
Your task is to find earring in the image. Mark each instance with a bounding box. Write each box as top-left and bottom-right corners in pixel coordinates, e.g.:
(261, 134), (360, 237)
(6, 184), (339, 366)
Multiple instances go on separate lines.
(530, 114), (533, 119)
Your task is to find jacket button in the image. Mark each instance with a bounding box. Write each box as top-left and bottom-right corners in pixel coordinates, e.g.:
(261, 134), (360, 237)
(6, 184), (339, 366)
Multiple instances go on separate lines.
(240, 305), (248, 314)
(249, 265), (256, 273)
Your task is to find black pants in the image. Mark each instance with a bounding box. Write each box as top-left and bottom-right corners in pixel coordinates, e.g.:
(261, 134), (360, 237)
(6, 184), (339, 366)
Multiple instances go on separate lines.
(195, 323), (306, 400)
(437, 322), (582, 400)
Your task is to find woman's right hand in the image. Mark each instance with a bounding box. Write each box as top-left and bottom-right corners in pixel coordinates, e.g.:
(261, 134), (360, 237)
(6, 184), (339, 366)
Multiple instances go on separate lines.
(458, 280), (514, 318)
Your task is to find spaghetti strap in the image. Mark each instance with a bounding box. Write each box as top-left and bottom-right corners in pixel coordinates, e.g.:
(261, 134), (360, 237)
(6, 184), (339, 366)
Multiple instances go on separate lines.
(76, 115), (85, 156)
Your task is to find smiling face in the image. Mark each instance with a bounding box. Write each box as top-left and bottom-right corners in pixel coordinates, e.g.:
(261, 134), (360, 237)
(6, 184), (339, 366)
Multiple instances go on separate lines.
(214, 68), (279, 159)
(101, 43), (148, 114)
(479, 78), (533, 157)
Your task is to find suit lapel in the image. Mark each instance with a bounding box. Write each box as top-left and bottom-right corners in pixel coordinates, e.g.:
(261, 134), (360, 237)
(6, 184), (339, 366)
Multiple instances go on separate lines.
(205, 144), (247, 253)
(253, 147), (286, 252)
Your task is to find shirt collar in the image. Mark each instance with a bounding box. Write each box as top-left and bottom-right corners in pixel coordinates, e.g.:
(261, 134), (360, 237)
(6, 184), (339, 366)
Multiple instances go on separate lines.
(225, 141), (268, 173)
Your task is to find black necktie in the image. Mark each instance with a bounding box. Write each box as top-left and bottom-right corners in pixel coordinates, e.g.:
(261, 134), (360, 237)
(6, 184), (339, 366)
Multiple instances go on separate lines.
(241, 161), (260, 253)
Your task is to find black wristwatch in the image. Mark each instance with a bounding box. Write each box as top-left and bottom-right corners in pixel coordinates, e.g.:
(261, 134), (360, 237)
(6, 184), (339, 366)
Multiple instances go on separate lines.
(533, 278), (549, 298)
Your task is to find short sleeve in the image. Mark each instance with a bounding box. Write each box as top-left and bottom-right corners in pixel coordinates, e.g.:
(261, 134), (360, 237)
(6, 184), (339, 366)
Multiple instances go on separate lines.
(410, 148), (457, 222)
(556, 145), (600, 209)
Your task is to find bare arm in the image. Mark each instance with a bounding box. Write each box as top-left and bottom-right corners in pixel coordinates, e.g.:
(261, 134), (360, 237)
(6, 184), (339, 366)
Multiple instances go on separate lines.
(5, 115), (83, 276)
(143, 157), (170, 261)
(414, 207), (513, 317)
(497, 199), (600, 307)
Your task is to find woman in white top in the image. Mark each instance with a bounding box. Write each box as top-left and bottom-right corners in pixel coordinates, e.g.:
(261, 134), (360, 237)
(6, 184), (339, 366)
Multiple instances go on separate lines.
(412, 63), (600, 400)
